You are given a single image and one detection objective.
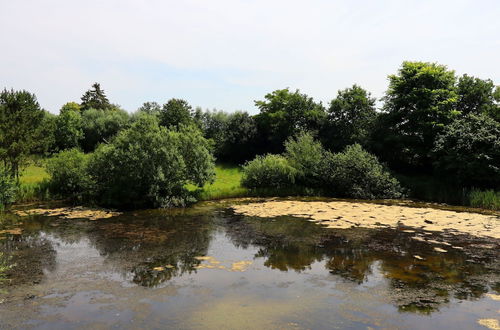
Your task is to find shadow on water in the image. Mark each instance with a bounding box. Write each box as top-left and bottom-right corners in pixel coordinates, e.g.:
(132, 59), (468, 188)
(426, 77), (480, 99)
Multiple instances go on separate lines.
(0, 201), (499, 327)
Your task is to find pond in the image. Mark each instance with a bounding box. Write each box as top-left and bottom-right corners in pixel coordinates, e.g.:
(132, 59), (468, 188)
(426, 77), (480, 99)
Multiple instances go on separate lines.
(0, 199), (499, 329)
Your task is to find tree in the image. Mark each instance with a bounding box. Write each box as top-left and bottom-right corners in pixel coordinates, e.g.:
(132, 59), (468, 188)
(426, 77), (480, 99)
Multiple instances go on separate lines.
(60, 102), (81, 114)
(80, 83), (111, 111)
(0, 89), (45, 178)
(284, 131), (326, 187)
(255, 89), (326, 154)
(432, 114), (500, 188)
(80, 108), (130, 152)
(456, 74), (499, 121)
(54, 107), (83, 151)
(373, 61), (458, 170)
(322, 85), (377, 151)
(220, 111), (258, 163)
(159, 98), (194, 128)
(137, 101), (161, 116)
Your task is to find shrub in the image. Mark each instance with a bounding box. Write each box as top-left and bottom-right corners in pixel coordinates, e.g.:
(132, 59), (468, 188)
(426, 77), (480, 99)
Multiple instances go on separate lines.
(242, 154), (297, 189)
(323, 144), (402, 199)
(46, 149), (90, 200)
(88, 115), (215, 209)
(0, 167), (17, 210)
(284, 132), (326, 187)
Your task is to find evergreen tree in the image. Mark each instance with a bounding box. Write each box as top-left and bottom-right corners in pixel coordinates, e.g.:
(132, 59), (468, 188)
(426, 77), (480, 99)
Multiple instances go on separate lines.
(80, 83), (111, 111)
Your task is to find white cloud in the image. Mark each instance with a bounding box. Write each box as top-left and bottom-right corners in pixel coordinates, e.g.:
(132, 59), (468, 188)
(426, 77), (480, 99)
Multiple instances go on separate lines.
(1, 0), (498, 113)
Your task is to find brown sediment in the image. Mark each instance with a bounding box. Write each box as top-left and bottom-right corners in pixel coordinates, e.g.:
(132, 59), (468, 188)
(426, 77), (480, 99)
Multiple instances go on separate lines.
(12, 206), (121, 221)
(231, 200), (500, 239)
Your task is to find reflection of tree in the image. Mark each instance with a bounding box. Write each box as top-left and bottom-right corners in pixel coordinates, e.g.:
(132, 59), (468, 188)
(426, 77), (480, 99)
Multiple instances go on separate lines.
(226, 213), (500, 314)
(224, 215), (327, 272)
(86, 212), (215, 287)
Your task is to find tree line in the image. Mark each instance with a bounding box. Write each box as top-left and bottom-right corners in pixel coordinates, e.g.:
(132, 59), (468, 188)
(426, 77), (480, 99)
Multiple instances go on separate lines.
(0, 61), (499, 208)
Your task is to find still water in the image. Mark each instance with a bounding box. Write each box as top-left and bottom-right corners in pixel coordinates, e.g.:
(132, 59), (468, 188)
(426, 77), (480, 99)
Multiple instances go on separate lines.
(0, 200), (499, 329)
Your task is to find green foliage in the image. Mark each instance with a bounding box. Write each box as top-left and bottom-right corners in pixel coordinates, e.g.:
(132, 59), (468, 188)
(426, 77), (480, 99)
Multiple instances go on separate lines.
(255, 89), (326, 154)
(60, 102), (81, 113)
(456, 74), (499, 119)
(80, 83), (111, 111)
(54, 108), (83, 151)
(220, 111), (258, 164)
(88, 115), (215, 208)
(81, 108), (130, 152)
(200, 110), (258, 164)
(284, 132), (326, 187)
(170, 124), (216, 187)
(323, 85), (377, 151)
(137, 101), (161, 117)
(432, 113), (500, 188)
(242, 154), (297, 189)
(0, 89), (46, 178)
(46, 149), (90, 199)
(468, 189), (499, 210)
(159, 98), (194, 128)
(323, 144), (403, 199)
(374, 62), (458, 169)
(0, 166), (17, 209)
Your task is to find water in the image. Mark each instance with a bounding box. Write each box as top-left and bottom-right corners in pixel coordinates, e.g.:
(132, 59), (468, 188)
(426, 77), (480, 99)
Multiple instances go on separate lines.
(0, 200), (499, 329)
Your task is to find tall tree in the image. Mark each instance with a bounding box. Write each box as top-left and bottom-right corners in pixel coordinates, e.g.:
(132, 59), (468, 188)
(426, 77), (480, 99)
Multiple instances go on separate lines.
(0, 89), (45, 178)
(159, 98), (194, 128)
(456, 74), (499, 121)
(322, 85), (377, 151)
(80, 83), (111, 111)
(255, 88), (326, 154)
(373, 61), (458, 170)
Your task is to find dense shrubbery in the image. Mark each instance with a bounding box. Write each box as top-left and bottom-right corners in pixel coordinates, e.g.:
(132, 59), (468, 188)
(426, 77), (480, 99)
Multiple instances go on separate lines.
(242, 154), (297, 189)
(88, 115), (215, 208)
(323, 144), (403, 199)
(46, 149), (90, 200)
(242, 133), (402, 199)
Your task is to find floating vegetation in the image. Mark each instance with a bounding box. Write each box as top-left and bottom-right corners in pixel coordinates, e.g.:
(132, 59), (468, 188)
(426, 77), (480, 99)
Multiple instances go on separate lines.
(232, 200), (500, 239)
(13, 206), (121, 221)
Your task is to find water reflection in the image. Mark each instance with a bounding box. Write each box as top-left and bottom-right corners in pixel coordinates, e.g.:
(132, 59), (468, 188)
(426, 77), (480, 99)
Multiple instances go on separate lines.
(0, 204), (498, 316)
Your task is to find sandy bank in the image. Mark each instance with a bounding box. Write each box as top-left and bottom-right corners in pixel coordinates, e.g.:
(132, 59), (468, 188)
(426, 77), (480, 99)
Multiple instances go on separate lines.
(231, 200), (500, 239)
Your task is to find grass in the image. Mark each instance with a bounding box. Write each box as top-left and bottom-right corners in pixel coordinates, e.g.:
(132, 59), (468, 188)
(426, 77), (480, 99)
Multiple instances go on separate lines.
(188, 164), (249, 200)
(469, 189), (500, 210)
(16, 163), (51, 202)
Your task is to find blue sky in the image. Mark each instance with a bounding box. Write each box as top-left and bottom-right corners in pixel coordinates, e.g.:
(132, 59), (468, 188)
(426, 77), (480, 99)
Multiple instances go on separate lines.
(1, 0), (499, 114)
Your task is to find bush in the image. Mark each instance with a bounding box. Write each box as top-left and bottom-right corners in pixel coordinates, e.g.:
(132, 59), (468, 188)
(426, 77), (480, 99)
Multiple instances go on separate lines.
(46, 149), (90, 200)
(242, 154), (297, 189)
(323, 144), (402, 199)
(81, 108), (130, 152)
(88, 115), (215, 209)
(0, 167), (17, 210)
(284, 132), (326, 187)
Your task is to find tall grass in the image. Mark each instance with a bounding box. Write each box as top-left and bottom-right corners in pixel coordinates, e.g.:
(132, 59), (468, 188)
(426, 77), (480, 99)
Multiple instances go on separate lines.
(468, 189), (500, 210)
(188, 164), (249, 200)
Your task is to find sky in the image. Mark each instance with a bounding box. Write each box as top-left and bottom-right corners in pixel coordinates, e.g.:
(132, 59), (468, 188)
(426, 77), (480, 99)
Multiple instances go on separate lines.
(1, 0), (499, 114)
